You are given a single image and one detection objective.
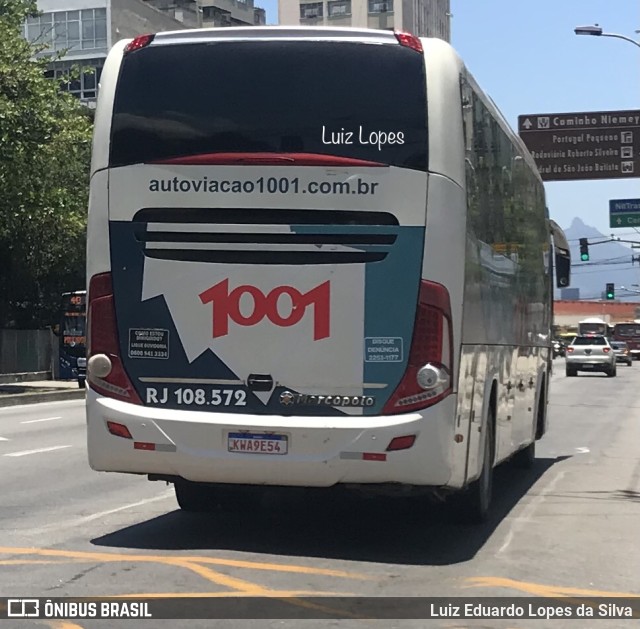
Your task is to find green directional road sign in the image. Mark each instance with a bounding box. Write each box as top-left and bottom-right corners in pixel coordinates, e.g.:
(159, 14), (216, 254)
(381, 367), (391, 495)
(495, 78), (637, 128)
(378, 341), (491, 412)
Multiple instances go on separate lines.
(609, 199), (640, 228)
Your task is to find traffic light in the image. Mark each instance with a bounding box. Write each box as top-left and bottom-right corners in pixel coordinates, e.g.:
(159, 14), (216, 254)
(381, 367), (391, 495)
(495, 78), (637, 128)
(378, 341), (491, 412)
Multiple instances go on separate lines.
(606, 283), (615, 300)
(579, 238), (589, 262)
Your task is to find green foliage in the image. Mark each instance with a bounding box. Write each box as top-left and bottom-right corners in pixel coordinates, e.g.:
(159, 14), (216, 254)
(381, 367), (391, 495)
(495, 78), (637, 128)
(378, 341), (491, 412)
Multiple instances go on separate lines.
(0, 0), (92, 328)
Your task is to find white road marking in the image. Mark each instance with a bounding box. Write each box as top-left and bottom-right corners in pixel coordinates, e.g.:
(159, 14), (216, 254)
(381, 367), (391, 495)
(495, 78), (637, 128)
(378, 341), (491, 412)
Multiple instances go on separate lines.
(0, 437), (8, 441)
(4, 445), (72, 457)
(497, 470), (566, 555)
(21, 416), (62, 424)
(575, 447), (590, 454)
(28, 490), (175, 534)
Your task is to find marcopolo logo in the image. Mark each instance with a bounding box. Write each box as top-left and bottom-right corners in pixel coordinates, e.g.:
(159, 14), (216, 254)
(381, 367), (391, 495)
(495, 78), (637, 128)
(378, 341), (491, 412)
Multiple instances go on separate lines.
(199, 280), (330, 340)
(279, 391), (375, 408)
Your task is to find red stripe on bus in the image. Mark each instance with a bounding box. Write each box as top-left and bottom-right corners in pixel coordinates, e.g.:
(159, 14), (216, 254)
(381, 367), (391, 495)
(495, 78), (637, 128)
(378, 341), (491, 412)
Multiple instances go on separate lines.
(150, 153), (388, 167)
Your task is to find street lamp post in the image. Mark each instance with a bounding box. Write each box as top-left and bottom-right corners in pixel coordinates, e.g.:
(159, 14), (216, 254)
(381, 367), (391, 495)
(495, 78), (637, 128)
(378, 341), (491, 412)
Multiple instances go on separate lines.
(574, 24), (640, 49)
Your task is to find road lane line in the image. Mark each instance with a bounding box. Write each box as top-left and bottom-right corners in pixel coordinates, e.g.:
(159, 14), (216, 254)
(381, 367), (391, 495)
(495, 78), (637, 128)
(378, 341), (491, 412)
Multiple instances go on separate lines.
(497, 470), (566, 555)
(21, 416), (62, 424)
(29, 491), (175, 534)
(0, 437), (8, 441)
(4, 445), (72, 457)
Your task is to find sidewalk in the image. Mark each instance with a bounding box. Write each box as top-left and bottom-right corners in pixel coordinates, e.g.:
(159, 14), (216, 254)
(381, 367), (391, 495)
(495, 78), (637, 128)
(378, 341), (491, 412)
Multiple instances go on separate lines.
(0, 379), (85, 408)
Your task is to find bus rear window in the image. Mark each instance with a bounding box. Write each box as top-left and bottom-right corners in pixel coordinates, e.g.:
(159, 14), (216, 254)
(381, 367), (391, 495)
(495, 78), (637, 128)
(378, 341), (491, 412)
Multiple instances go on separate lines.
(110, 41), (427, 170)
(615, 325), (640, 336)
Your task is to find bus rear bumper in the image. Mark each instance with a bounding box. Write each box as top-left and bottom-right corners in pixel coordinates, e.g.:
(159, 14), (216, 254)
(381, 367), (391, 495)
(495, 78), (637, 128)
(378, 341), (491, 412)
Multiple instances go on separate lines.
(86, 388), (458, 489)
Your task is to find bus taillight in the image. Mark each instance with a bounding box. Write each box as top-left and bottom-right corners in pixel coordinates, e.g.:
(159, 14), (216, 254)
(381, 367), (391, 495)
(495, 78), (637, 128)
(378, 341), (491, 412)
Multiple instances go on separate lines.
(383, 281), (453, 414)
(87, 272), (141, 404)
(394, 31), (423, 54)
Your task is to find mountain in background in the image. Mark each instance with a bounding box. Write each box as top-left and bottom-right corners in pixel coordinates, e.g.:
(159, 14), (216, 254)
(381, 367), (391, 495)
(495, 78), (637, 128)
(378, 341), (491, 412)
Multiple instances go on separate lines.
(559, 217), (640, 301)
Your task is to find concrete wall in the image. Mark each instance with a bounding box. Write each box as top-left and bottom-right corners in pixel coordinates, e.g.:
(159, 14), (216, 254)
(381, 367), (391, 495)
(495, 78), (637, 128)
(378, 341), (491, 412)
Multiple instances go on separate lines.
(0, 330), (54, 375)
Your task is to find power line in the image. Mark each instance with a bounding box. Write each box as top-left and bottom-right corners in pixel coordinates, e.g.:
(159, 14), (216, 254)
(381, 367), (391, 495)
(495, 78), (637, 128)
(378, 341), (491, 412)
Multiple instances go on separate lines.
(566, 232), (640, 242)
(572, 259), (635, 268)
(572, 266), (636, 275)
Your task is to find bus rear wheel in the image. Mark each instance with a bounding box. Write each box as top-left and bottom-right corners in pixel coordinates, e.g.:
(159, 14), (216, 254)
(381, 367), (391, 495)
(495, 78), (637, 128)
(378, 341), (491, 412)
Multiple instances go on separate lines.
(174, 480), (260, 513)
(449, 409), (494, 525)
(174, 480), (217, 512)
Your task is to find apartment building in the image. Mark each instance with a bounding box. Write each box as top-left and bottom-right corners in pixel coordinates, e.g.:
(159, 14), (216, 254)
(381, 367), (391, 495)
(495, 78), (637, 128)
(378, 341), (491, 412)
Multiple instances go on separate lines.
(25, 0), (185, 105)
(279, 0), (450, 39)
(24, 0), (265, 107)
(145, 0), (266, 28)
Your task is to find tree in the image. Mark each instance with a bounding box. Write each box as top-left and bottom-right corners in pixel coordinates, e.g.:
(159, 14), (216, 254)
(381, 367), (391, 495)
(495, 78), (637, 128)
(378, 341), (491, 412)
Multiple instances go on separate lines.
(0, 0), (92, 328)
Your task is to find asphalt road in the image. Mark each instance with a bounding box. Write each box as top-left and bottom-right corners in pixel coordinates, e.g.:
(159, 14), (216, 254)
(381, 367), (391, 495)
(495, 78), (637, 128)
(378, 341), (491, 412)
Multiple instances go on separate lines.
(0, 359), (639, 628)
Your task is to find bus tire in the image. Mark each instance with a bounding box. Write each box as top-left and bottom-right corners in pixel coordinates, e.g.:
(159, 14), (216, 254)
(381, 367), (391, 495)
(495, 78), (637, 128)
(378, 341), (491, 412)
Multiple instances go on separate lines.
(78, 378), (86, 389)
(174, 480), (217, 513)
(175, 481), (260, 513)
(449, 409), (494, 525)
(512, 390), (542, 469)
(512, 441), (535, 469)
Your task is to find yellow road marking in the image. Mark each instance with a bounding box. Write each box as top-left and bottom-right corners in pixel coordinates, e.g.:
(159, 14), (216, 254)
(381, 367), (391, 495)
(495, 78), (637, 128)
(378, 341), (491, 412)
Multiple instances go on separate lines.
(0, 546), (368, 619)
(465, 576), (640, 598)
(114, 590), (353, 598)
(0, 559), (83, 565)
(45, 623), (85, 629)
(0, 546), (367, 580)
(184, 556), (371, 579)
(169, 557), (283, 595)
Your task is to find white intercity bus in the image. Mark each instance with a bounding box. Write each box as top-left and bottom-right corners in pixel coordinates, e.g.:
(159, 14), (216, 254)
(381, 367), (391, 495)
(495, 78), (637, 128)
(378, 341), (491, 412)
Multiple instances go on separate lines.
(578, 317), (608, 337)
(86, 27), (571, 522)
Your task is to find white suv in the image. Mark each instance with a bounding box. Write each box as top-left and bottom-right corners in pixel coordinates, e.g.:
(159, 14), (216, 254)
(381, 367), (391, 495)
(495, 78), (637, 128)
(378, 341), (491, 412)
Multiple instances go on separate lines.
(565, 335), (616, 377)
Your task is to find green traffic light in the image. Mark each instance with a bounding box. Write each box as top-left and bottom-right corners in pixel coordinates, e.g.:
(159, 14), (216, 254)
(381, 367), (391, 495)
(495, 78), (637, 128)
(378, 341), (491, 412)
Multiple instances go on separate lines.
(580, 253), (589, 261)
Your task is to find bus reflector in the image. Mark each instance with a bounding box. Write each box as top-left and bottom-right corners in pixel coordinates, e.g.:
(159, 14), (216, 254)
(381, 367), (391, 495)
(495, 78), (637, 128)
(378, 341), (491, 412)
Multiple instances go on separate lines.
(106, 421), (132, 439)
(88, 272), (142, 405)
(382, 280), (453, 414)
(124, 34), (155, 54)
(386, 435), (416, 451)
(362, 452), (387, 461)
(134, 442), (156, 451)
(394, 31), (423, 54)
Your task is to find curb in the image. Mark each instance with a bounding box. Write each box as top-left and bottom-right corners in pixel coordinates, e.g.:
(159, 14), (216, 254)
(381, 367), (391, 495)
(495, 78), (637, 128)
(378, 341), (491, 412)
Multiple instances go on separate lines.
(0, 371), (52, 385)
(0, 389), (85, 408)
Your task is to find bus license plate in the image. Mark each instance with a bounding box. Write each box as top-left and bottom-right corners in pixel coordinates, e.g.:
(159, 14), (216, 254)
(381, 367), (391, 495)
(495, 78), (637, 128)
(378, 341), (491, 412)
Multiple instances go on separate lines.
(227, 432), (288, 455)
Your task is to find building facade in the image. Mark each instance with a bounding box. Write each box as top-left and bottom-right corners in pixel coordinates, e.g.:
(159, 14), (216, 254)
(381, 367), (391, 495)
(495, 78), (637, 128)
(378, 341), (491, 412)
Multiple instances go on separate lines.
(279, 0), (449, 39)
(25, 0), (265, 107)
(144, 0), (266, 28)
(554, 300), (640, 330)
(25, 0), (186, 106)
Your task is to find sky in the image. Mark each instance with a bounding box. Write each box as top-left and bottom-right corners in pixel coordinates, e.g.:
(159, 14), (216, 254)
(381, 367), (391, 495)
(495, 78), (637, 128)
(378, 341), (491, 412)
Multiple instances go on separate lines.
(259, 0), (639, 238)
